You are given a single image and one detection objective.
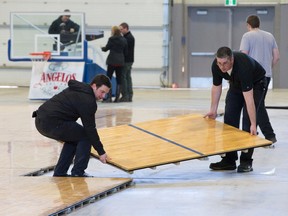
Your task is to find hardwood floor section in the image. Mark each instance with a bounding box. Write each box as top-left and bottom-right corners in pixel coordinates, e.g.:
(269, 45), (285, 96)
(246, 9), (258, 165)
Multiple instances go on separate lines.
(0, 176), (132, 216)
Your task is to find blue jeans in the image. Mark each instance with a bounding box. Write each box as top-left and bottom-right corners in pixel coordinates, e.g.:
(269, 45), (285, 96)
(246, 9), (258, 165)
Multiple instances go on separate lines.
(35, 117), (91, 176)
(223, 79), (266, 164)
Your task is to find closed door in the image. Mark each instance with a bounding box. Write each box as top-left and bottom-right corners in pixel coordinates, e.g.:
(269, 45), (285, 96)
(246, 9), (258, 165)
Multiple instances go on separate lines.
(232, 7), (275, 50)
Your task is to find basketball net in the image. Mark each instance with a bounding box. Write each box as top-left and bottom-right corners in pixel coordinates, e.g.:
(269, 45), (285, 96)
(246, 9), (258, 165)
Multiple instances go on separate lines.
(29, 51), (51, 74)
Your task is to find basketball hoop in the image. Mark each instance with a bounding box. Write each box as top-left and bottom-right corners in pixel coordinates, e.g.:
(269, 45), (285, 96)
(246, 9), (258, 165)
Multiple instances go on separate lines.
(29, 51), (51, 62)
(29, 51), (51, 75)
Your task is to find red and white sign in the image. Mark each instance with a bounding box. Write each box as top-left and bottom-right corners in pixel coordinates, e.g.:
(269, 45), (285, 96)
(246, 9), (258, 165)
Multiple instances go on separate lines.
(28, 61), (85, 99)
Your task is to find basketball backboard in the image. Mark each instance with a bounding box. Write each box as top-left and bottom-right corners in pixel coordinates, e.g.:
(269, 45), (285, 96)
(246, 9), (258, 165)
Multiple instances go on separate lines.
(9, 12), (85, 61)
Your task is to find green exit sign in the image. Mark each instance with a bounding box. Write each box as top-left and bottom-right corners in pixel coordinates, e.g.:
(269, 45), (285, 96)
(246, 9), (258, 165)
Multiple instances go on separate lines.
(225, 0), (237, 6)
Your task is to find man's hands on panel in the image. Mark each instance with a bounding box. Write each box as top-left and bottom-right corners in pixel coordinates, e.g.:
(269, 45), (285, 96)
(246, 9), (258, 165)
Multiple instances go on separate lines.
(203, 111), (217, 120)
(99, 153), (111, 164)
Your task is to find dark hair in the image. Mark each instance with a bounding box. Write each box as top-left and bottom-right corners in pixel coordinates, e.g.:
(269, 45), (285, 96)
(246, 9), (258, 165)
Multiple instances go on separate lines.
(120, 22), (129, 30)
(246, 15), (260, 28)
(216, 47), (233, 59)
(90, 74), (111, 88)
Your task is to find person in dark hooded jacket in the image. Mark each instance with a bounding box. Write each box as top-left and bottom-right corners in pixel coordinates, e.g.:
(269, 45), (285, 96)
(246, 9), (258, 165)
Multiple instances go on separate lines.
(101, 25), (128, 102)
(33, 74), (111, 177)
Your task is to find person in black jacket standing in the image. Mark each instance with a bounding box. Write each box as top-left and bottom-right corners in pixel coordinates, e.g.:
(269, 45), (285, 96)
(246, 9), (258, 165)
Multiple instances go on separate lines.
(101, 26), (128, 102)
(119, 22), (135, 102)
(33, 74), (111, 177)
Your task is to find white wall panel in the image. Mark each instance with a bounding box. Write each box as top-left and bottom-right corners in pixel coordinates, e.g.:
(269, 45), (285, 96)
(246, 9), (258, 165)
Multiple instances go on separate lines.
(1, 1), (163, 26)
(132, 70), (162, 87)
(83, 3), (164, 26)
(0, 29), (10, 66)
(92, 30), (164, 68)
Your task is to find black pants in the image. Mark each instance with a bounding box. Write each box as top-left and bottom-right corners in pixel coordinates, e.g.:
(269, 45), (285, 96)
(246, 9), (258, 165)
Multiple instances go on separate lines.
(35, 116), (91, 176)
(223, 79), (266, 164)
(107, 65), (123, 85)
(257, 77), (276, 139)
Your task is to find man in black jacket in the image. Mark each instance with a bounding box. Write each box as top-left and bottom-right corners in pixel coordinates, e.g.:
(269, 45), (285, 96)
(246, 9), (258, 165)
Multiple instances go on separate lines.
(119, 22), (135, 102)
(48, 9), (80, 44)
(33, 74), (111, 177)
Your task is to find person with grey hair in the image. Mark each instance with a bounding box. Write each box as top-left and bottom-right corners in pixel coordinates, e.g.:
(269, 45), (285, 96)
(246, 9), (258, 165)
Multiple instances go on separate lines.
(240, 14), (279, 144)
(205, 46), (267, 172)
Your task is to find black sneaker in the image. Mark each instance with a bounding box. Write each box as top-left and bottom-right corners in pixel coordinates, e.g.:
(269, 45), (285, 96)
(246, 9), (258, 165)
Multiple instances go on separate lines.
(71, 172), (94, 177)
(209, 159), (236, 171)
(264, 137), (277, 149)
(53, 174), (71, 177)
(237, 163), (253, 173)
(119, 96), (129, 102)
(266, 137), (277, 143)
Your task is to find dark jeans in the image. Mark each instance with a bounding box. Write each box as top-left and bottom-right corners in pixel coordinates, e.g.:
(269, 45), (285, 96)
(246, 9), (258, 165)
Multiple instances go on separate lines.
(257, 77), (275, 139)
(35, 117), (91, 176)
(223, 79), (266, 164)
(121, 62), (133, 99)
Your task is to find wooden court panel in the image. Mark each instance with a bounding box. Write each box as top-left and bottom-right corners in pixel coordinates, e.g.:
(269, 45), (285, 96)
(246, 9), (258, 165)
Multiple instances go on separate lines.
(134, 114), (271, 155)
(92, 125), (202, 171)
(91, 114), (272, 172)
(0, 176), (132, 216)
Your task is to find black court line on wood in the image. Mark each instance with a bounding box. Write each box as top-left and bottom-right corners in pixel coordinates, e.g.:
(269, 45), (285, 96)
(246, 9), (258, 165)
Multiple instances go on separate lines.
(128, 124), (205, 156)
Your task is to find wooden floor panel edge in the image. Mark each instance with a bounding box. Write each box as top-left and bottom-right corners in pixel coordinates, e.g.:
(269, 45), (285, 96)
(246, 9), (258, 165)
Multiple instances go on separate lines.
(49, 179), (133, 216)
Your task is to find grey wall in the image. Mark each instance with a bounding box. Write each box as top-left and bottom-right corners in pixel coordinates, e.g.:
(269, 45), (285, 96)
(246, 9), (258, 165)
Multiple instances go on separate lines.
(276, 4), (288, 88)
(170, 2), (190, 88)
(171, 1), (288, 89)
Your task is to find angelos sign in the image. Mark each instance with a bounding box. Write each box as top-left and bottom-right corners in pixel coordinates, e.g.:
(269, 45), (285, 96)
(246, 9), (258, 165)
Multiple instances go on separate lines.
(28, 62), (84, 99)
